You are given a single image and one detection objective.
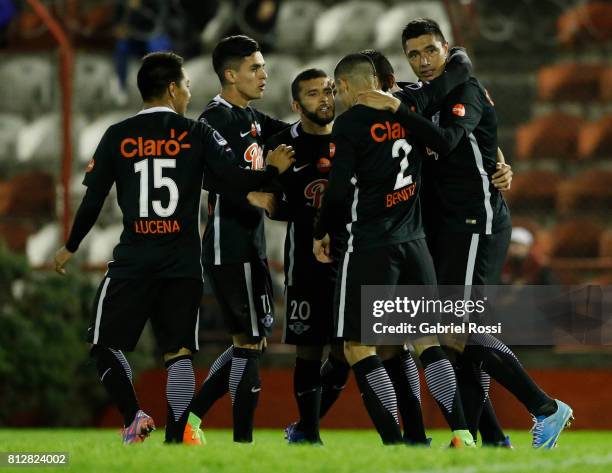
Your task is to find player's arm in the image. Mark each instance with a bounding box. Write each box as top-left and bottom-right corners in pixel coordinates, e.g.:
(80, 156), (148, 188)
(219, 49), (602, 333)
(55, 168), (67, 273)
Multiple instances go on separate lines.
(313, 127), (356, 263)
(395, 47), (473, 112)
(55, 131), (114, 274)
(200, 121), (295, 192)
(257, 110), (292, 141)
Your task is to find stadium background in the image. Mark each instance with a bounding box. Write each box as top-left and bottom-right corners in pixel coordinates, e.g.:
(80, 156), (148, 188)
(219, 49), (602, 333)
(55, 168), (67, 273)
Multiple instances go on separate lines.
(0, 0), (611, 433)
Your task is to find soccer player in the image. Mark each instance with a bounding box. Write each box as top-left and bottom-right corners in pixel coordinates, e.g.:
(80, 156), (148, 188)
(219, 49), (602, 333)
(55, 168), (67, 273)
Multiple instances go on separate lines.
(52, 51), (295, 445)
(263, 68), (348, 444)
(186, 35), (291, 443)
(398, 18), (573, 448)
(313, 53), (479, 446)
(358, 48), (512, 446)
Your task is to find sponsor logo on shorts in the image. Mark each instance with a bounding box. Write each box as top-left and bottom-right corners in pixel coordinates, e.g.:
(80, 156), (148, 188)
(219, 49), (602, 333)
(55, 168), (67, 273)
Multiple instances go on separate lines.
(289, 321), (310, 335)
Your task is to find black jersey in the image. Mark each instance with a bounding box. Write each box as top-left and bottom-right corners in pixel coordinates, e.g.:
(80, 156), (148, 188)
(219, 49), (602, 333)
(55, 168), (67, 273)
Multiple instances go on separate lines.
(80, 107), (280, 279)
(420, 78), (511, 235)
(199, 94), (289, 265)
(314, 105), (427, 251)
(266, 122), (337, 285)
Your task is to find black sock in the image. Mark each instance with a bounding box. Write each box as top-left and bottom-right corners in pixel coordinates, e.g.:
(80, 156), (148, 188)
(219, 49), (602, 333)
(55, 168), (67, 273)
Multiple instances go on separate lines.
(164, 355), (195, 443)
(383, 352), (427, 444)
(230, 347), (261, 443)
(189, 346), (232, 418)
(479, 398), (507, 444)
(454, 357), (487, 441)
(320, 354), (350, 418)
(90, 345), (139, 427)
(352, 355), (403, 445)
(420, 346), (468, 431)
(463, 334), (556, 416)
(294, 357), (322, 441)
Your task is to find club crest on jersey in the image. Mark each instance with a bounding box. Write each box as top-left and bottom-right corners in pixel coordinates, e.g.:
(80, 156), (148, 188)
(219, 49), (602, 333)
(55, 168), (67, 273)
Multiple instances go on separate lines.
(244, 142), (264, 170)
(251, 122), (261, 137)
(304, 179), (328, 209)
(85, 158), (95, 172)
(317, 157), (332, 173)
(452, 104), (466, 117)
(120, 129), (191, 158)
(329, 142), (336, 158)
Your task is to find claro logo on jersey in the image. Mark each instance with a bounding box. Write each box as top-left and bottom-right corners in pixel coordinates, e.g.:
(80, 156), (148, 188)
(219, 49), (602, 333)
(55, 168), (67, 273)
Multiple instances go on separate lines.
(370, 121), (407, 142)
(120, 129), (191, 158)
(243, 142), (264, 170)
(304, 179), (328, 209)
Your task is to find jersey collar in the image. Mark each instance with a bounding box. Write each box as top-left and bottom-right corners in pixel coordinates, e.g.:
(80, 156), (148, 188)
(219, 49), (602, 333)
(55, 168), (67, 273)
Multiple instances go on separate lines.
(137, 106), (176, 115)
(212, 94), (234, 109)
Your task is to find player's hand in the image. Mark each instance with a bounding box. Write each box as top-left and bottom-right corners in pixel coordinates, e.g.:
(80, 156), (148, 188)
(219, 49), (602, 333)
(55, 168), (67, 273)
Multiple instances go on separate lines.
(266, 144), (295, 174)
(313, 234), (332, 264)
(247, 192), (277, 215)
(492, 162), (513, 192)
(54, 246), (73, 275)
(357, 90), (401, 113)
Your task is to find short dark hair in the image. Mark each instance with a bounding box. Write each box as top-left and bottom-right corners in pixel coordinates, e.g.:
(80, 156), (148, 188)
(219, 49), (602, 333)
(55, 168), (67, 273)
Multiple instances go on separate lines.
(137, 52), (184, 102)
(401, 18), (447, 50)
(334, 53), (376, 82)
(360, 49), (395, 92)
(212, 35), (260, 84)
(291, 68), (328, 101)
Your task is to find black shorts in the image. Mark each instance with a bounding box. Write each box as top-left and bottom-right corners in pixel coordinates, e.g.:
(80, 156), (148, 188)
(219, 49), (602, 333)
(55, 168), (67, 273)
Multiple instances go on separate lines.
(428, 226), (511, 286)
(205, 259), (274, 339)
(334, 239), (437, 343)
(86, 277), (203, 353)
(283, 262), (335, 346)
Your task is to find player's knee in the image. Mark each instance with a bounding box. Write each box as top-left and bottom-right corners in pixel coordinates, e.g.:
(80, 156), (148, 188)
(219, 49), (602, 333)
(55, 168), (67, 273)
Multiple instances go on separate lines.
(376, 345), (405, 361)
(343, 341), (376, 366)
(233, 333), (264, 351)
(296, 345), (324, 361)
(163, 347), (193, 363)
(412, 336), (441, 358)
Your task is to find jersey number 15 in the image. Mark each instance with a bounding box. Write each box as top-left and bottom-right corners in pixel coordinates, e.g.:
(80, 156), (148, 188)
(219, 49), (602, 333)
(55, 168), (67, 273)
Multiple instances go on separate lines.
(134, 159), (179, 218)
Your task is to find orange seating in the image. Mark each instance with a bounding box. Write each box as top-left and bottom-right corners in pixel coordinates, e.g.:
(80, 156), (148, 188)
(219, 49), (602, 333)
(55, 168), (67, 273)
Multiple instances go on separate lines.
(505, 169), (560, 210)
(537, 63), (606, 102)
(601, 67), (612, 101)
(558, 1), (612, 46)
(0, 172), (55, 218)
(557, 169), (612, 213)
(578, 115), (612, 159)
(516, 113), (584, 161)
(550, 218), (604, 257)
(0, 222), (32, 252)
(600, 230), (612, 258)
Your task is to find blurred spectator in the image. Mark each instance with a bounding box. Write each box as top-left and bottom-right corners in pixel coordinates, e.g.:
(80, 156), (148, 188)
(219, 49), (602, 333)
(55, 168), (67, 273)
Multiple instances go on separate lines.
(112, 0), (173, 105)
(167, 0), (219, 59)
(0, 0), (16, 47)
(224, 0), (280, 52)
(501, 227), (559, 285)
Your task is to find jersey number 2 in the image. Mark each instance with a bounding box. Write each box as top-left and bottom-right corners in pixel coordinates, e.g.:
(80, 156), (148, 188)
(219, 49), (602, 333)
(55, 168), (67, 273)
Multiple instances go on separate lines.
(392, 139), (413, 190)
(134, 159), (179, 217)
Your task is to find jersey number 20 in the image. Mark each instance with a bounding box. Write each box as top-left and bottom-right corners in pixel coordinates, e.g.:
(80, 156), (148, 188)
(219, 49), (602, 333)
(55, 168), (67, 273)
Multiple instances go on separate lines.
(134, 159), (179, 217)
(392, 138), (413, 190)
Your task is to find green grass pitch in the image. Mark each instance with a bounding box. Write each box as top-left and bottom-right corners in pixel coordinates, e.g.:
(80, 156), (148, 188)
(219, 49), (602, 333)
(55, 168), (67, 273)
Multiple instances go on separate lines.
(1, 429), (611, 473)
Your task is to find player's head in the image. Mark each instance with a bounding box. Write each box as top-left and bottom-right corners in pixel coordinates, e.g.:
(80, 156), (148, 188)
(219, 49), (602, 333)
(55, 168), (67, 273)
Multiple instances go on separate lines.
(401, 18), (448, 82)
(212, 35), (266, 101)
(291, 68), (335, 127)
(334, 53), (379, 109)
(360, 49), (396, 92)
(137, 51), (191, 115)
